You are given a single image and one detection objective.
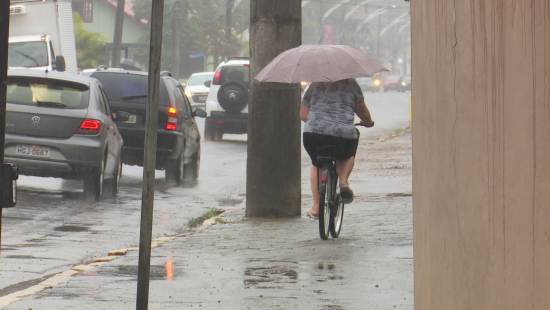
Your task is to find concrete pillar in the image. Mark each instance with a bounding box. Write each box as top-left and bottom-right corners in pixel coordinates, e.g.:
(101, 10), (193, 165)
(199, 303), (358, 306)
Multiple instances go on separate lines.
(246, 0), (302, 217)
(412, 1), (550, 309)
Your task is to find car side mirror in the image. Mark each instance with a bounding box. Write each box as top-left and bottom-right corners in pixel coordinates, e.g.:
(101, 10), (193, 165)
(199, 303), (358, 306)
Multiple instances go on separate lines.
(55, 56), (66, 72)
(204, 81), (211, 87)
(193, 108), (207, 118)
(114, 111), (130, 122)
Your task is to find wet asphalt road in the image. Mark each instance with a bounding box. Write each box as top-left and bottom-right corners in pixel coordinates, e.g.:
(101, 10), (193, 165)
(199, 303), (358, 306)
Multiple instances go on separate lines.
(0, 91), (410, 298)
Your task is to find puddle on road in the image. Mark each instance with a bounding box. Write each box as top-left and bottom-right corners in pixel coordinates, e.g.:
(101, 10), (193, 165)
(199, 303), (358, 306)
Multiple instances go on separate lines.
(217, 198), (243, 206)
(100, 264), (180, 281)
(243, 261), (345, 289)
(5, 255), (36, 259)
(244, 266), (298, 289)
(54, 225), (90, 232)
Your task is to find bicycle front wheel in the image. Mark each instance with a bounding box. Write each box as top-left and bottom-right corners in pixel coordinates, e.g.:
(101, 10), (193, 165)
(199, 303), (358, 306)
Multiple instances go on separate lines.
(318, 163), (332, 240)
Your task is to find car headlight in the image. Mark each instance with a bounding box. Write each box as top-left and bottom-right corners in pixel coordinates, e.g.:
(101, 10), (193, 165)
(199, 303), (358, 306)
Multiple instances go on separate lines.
(185, 90), (192, 97)
(402, 82), (406, 86)
(300, 81), (308, 86)
(374, 80), (380, 86)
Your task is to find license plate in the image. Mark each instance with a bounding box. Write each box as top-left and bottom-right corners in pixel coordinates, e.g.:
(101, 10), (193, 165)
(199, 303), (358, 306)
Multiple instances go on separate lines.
(198, 96), (208, 102)
(16, 145), (50, 158)
(123, 114), (137, 124)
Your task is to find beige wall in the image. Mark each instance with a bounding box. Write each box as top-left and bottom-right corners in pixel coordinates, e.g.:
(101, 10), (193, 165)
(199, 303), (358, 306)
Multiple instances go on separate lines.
(412, 1), (550, 309)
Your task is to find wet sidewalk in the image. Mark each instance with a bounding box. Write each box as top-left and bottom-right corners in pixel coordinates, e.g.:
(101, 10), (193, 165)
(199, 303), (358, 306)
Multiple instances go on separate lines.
(2, 132), (413, 310)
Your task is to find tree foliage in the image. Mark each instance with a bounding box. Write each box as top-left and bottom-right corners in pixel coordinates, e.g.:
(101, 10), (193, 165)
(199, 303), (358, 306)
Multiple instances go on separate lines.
(73, 12), (108, 69)
(131, 0), (250, 74)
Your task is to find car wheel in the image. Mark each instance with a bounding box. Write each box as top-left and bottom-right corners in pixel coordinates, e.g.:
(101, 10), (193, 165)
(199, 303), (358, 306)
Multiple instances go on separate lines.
(84, 155), (105, 201)
(165, 148), (183, 184)
(215, 130), (223, 141)
(104, 156), (122, 197)
(217, 81), (248, 113)
(184, 144), (200, 180)
(204, 118), (216, 142)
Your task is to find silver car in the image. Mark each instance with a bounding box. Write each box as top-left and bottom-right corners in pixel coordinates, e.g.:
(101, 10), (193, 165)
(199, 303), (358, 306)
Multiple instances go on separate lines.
(4, 70), (128, 200)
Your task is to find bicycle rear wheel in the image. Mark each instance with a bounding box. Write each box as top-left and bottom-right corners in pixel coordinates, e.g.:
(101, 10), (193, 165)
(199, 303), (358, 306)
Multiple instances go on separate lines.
(330, 195), (344, 238)
(318, 163), (332, 240)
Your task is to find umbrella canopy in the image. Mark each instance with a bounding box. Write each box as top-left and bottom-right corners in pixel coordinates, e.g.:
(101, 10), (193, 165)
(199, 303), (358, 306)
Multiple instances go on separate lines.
(254, 44), (389, 83)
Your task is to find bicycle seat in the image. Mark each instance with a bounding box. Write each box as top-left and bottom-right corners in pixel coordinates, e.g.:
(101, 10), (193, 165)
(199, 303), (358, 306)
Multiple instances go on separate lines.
(317, 156), (335, 163)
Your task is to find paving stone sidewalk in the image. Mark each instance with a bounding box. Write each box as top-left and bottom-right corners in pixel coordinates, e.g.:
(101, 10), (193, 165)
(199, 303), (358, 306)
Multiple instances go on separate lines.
(3, 131), (413, 310)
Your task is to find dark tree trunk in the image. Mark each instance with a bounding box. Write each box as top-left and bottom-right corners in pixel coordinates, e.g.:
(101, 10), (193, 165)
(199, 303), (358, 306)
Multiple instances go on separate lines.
(246, 0), (302, 217)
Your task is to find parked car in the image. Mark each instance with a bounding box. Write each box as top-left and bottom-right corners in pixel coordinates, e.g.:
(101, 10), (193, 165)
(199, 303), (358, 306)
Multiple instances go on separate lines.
(397, 75), (411, 92)
(356, 77), (373, 92)
(84, 68), (207, 183)
(383, 75), (401, 92)
(4, 69), (129, 200)
(184, 72), (214, 109)
(203, 57), (249, 141)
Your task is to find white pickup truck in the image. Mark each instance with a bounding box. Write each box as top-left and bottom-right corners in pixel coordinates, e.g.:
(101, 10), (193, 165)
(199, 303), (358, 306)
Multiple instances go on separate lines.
(8, 0), (78, 74)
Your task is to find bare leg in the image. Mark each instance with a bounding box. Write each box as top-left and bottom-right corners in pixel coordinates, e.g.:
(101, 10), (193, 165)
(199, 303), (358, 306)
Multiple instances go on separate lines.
(307, 165), (321, 216)
(336, 156), (355, 186)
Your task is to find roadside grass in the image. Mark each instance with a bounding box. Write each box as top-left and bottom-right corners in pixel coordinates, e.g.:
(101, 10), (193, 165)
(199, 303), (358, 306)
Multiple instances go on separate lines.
(378, 127), (411, 142)
(188, 208), (223, 230)
(215, 217), (228, 224)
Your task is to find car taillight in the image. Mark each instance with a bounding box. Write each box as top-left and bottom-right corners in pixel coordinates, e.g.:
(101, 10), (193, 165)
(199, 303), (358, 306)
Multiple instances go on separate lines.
(213, 71), (221, 85)
(75, 119), (101, 135)
(166, 107), (177, 131)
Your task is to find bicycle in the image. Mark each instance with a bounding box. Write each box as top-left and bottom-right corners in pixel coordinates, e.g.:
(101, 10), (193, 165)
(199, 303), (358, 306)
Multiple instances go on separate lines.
(316, 124), (363, 240)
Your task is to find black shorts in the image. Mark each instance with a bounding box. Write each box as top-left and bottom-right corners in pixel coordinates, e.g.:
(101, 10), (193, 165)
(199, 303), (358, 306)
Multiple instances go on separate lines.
(303, 132), (359, 168)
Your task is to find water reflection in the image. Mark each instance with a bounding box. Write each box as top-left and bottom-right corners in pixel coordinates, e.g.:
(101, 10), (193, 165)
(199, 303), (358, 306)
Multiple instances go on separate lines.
(165, 255), (173, 281)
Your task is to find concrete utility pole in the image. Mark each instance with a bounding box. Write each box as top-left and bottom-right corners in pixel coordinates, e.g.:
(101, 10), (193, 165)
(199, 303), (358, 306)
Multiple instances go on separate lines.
(112, 0), (125, 67)
(136, 0), (164, 309)
(0, 0), (9, 261)
(246, 0), (301, 217)
(225, 0), (233, 59)
(171, 0), (181, 79)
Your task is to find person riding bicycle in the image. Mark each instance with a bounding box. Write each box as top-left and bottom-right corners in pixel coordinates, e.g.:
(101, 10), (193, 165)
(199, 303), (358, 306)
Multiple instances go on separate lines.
(300, 78), (375, 218)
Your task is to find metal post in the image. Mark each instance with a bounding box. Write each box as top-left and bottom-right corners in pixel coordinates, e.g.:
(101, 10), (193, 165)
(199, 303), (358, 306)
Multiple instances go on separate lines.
(172, 0), (181, 79)
(376, 12), (381, 60)
(112, 0), (126, 67)
(0, 0), (10, 264)
(317, 0), (324, 44)
(136, 0), (164, 309)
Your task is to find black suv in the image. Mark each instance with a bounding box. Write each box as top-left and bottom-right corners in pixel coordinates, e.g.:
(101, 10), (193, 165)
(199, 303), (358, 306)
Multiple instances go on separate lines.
(86, 69), (206, 183)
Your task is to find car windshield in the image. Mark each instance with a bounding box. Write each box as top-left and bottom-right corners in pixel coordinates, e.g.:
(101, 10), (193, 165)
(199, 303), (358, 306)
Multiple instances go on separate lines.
(91, 72), (170, 106)
(6, 76), (89, 109)
(219, 65), (250, 85)
(187, 74), (214, 86)
(8, 41), (49, 68)
(386, 76), (400, 81)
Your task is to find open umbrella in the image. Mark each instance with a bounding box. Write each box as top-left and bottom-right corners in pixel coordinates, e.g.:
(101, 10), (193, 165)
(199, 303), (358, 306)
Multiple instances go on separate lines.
(254, 44), (388, 83)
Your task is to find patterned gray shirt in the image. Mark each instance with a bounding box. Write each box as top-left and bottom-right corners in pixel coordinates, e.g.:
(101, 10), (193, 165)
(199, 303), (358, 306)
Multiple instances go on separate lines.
(301, 79), (364, 139)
